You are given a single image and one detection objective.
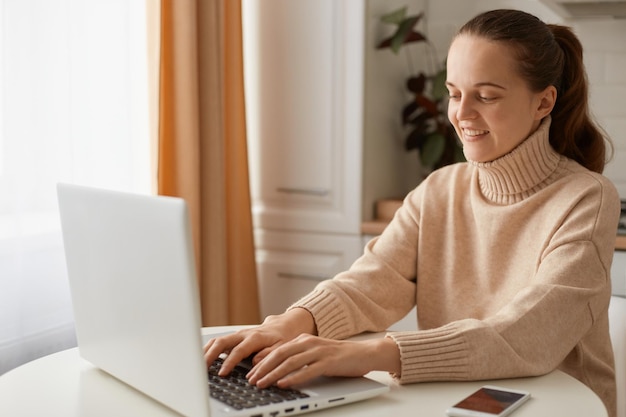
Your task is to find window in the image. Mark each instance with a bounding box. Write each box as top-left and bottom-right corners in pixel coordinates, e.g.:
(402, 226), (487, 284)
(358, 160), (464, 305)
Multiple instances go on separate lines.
(0, 0), (151, 374)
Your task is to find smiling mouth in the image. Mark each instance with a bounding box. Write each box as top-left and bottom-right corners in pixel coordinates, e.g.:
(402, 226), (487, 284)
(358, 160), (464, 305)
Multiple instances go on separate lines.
(462, 128), (489, 139)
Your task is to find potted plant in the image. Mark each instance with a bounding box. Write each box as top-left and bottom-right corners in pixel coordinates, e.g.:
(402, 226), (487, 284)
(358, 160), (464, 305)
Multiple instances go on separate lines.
(377, 6), (465, 172)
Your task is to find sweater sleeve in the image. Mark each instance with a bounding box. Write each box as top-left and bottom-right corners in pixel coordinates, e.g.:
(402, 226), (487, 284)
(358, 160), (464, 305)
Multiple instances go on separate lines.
(289, 237), (418, 340)
(388, 243), (609, 383)
(288, 187), (424, 340)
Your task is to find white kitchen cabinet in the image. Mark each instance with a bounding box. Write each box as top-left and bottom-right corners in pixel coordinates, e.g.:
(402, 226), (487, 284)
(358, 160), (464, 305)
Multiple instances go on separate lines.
(243, 0), (366, 316)
(254, 230), (363, 318)
(243, 0), (364, 235)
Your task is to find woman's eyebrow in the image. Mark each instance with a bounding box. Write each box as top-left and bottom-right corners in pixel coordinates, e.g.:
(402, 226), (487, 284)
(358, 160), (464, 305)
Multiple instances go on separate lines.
(445, 81), (507, 90)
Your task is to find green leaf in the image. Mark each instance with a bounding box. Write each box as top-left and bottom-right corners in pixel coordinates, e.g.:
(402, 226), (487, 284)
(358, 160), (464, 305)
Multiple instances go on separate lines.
(390, 16), (420, 53)
(431, 68), (448, 101)
(421, 132), (446, 167)
(380, 7), (407, 25)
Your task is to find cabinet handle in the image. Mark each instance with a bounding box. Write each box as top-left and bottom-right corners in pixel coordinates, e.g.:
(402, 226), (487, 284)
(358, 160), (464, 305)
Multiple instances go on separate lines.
(276, 187), (330, 196)
(278, 272), (329, 282)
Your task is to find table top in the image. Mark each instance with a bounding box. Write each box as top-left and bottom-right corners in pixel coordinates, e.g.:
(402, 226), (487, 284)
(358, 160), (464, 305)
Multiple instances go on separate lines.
(0, 326), (608, 417)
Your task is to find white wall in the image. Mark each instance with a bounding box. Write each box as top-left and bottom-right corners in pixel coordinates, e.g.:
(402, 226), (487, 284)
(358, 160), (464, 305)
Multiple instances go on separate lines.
(362, 0), (428, 221)
(578, 18), (626, 197)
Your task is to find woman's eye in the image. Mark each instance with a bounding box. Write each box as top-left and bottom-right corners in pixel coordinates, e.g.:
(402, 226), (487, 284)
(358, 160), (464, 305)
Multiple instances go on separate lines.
(479, 95), (495, 102)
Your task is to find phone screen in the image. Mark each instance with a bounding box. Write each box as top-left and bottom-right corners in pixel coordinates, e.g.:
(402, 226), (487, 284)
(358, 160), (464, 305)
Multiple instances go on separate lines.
(452, 387), (526, 414)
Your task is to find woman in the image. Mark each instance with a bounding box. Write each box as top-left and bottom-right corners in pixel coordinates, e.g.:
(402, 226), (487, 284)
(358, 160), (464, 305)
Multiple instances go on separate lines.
(204, 9), (620, 417)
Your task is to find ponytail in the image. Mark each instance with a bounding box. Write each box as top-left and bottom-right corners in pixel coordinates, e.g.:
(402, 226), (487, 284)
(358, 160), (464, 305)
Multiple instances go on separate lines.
(548, 25), (611, 173)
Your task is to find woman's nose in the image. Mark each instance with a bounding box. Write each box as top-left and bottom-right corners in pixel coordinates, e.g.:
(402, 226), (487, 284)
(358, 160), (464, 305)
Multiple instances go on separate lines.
(455, 98), (476, 120)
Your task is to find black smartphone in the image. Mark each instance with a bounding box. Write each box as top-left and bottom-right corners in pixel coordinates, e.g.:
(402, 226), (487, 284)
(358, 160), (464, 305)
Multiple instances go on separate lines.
(445, 385), (531, 417)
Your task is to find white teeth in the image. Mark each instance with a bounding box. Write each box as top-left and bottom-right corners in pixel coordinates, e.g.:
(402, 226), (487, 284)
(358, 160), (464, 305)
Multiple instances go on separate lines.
(463, 129), (488, 136)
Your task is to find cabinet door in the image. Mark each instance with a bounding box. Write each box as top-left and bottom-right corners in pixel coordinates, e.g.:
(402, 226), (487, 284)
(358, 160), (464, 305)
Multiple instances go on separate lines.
(254, 230), (363, 318)
(243, 0), (364, 234)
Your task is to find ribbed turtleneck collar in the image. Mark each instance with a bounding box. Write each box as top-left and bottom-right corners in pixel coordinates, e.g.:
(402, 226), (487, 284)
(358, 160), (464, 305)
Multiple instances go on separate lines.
(468, 117), (561, 205)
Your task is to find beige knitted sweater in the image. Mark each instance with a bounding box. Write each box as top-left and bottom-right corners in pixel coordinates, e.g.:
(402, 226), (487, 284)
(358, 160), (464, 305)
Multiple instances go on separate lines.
(291, 118), (620, 416)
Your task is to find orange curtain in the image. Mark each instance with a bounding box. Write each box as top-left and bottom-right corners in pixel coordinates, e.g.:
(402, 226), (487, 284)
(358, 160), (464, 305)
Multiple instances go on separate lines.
(155, 0), (260, 326)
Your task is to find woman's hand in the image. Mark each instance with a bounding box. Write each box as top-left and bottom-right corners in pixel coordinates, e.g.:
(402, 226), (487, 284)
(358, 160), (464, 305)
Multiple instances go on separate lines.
(246, 334), (401, 389)
(203, 308), (316, 377)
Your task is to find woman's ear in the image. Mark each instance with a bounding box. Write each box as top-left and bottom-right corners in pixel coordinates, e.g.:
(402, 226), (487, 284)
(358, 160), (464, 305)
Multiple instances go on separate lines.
(535, 85), (557, 120)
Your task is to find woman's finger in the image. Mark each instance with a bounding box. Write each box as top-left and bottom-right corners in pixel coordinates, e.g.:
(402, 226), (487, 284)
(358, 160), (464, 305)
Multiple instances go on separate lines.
(248, 336), (378, 388)
(251, 348), (317, 388)
(203, 333), (241, 363)
(250, 343), (282, 365)
(247, 335), (324, 387)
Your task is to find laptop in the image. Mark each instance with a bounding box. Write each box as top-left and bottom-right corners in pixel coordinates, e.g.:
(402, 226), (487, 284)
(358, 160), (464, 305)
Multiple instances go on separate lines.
(56, 183), (389, 417)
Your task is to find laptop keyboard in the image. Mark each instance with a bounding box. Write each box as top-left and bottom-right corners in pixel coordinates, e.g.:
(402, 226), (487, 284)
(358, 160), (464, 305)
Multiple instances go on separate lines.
(208, 357), (310, 410)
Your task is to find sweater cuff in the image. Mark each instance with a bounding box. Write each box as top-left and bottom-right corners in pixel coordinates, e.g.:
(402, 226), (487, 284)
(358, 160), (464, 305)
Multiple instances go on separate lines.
(287, 289), (354, 340)
(387, 322), (470, 383)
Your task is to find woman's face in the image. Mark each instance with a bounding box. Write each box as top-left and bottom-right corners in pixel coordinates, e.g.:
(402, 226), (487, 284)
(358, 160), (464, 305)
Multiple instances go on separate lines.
(446, 35), (556, 163)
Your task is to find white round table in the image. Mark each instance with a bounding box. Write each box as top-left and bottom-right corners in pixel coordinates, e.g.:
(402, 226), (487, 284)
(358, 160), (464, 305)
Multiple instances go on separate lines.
(0, 326), (608, 417)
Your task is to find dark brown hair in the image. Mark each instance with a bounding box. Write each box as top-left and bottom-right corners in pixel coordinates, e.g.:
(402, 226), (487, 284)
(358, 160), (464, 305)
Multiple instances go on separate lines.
(456, 9), (611, 173)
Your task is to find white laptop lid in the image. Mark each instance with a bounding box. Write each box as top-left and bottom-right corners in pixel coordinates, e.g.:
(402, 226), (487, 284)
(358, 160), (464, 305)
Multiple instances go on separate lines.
(58, 183), (389, 417)
(57, 183), (211, 417)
